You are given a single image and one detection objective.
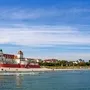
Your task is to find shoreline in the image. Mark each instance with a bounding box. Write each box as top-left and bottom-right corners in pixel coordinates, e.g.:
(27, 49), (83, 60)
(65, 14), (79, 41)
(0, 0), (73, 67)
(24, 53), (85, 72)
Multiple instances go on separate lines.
(0, 67), (90, 72)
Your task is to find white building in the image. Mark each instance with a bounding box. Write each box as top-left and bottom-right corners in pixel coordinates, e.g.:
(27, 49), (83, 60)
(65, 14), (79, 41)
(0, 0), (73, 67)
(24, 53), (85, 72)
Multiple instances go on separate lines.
(0, 49), (27, 65)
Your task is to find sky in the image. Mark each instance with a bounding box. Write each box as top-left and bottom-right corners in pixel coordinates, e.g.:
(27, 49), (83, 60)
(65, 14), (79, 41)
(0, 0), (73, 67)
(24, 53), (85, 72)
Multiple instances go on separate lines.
(0, 0), (90, 60)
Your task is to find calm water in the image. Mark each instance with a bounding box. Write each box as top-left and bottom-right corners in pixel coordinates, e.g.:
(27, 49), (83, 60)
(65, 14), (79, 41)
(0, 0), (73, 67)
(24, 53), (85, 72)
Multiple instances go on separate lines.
(0, 70), (90, 90)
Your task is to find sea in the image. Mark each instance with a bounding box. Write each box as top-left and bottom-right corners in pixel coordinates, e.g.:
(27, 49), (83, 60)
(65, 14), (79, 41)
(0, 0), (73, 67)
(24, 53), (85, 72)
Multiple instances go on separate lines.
(0, 70), (90, 90)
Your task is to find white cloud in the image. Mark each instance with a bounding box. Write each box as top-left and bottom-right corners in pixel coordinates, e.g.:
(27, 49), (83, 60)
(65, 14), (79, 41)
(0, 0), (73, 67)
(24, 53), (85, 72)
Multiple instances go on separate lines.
(0, 7), (90, 60)
(0, 26), (90, 46)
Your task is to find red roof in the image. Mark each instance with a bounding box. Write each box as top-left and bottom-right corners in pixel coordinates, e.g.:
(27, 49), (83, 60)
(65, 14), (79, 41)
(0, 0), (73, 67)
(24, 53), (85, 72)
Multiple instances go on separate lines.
(44, 59), (57, 62)
(3, 54), (15, 59)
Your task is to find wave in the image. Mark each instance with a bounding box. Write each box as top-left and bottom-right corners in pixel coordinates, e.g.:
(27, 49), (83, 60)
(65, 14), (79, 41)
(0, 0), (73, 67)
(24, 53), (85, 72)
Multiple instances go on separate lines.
(0, 72), (42, 76)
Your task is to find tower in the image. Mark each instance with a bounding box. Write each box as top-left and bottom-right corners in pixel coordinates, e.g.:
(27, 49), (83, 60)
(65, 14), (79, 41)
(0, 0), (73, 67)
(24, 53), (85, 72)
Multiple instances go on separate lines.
(0, 49), (3, 60)
(16, 50), (24, 64)
(0, 49), (5, 63)
(0, 49), (3, 56)
(17, 50), (23, 59)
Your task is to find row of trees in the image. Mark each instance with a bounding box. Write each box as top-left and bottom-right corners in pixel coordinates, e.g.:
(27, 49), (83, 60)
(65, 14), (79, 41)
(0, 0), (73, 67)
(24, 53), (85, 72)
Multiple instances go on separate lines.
(39, 59), (90, 67)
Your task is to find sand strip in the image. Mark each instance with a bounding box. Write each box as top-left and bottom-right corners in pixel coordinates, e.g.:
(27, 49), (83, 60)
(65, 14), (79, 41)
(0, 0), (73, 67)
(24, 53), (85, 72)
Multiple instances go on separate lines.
(0, 68), (90, 72)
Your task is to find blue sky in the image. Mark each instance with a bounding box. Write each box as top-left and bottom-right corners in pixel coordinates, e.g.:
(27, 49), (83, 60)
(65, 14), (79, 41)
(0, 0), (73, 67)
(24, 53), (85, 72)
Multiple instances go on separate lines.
(0, 0), (90, 60)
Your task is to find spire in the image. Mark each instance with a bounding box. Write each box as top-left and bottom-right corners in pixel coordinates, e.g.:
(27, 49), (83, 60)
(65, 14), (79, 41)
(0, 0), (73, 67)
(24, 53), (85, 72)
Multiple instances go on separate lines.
(0, 49), (3, 55)
(0, 49), (2, 52)
(18, 50), (23, 55)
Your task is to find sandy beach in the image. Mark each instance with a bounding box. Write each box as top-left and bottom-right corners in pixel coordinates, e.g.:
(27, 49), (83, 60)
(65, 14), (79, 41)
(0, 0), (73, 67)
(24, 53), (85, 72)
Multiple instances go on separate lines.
(0, 68), (52, 72)
(0, 67), (90, 72)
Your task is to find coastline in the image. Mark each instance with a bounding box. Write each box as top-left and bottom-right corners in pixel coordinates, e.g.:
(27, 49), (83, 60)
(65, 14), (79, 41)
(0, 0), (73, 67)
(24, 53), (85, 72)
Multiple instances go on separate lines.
(0, 67), (90, 72)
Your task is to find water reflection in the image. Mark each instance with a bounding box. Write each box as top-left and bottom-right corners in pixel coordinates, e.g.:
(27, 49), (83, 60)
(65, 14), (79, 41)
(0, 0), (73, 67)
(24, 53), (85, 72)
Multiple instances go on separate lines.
(15, 74), (22, 87)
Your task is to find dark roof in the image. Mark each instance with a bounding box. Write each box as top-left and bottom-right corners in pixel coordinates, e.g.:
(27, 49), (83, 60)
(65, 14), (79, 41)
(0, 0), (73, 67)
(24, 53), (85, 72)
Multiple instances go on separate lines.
(0, 49), (2, 52)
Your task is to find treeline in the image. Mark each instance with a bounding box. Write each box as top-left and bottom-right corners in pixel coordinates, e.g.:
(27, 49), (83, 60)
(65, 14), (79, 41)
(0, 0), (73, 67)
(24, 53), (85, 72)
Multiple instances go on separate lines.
(39, 60), (90, 67)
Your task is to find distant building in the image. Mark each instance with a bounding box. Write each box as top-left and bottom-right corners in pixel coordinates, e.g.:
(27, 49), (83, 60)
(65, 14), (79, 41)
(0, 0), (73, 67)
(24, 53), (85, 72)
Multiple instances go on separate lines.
(73, 61), (78, 64)
(0, 49), (27, 65)
(26, 58), (41, 63)
(0, 49), (40, 68)
(44, 59), (58, 63)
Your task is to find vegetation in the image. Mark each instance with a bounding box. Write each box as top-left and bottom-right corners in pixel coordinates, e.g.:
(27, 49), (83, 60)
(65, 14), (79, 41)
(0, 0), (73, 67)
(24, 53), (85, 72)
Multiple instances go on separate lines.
(39, 59), (90, 69)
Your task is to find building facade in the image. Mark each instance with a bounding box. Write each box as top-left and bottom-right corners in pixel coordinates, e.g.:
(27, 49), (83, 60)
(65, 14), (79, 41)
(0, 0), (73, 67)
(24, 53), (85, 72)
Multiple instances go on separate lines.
(0, 49), (40, 68)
